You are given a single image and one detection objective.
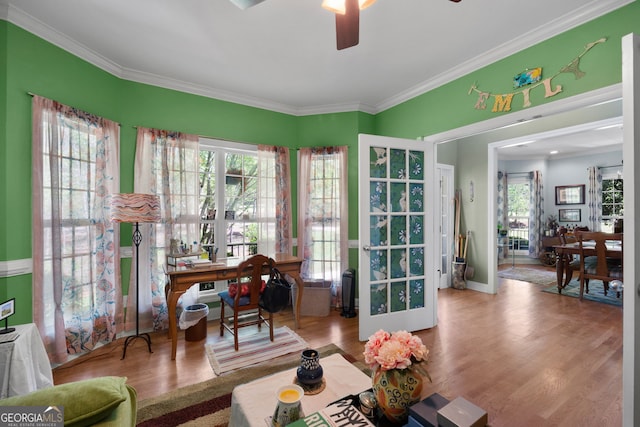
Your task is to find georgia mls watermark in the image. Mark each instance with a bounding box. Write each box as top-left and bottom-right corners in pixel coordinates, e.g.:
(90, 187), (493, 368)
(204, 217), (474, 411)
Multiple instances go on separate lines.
(0, 406), (64, 427)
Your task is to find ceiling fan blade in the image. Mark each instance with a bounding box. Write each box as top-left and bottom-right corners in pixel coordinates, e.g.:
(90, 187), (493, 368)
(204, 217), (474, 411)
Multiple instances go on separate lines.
(229, 0), (267, 10)
(335, 0), (359, 50)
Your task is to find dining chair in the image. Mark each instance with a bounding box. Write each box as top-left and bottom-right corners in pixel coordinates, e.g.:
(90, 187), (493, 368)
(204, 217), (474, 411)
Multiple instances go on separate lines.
(218, 254), (275, 351)
(557, 227), (580, 287)
(577, 231), (623, 300)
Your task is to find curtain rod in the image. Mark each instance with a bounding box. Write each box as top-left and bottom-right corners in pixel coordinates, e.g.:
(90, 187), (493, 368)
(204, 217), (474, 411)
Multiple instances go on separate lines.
(132, 125), (249, 145)
(596, 164), (623, 169)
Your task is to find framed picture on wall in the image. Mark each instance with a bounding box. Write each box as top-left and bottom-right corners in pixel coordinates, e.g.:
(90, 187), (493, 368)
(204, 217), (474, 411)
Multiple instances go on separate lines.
(559, 209), (581, 222)
(555, 184), (585, 205)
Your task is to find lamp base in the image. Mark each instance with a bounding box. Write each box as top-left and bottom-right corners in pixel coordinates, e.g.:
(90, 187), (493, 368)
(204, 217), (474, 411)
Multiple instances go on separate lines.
(121, 332), (153, 359)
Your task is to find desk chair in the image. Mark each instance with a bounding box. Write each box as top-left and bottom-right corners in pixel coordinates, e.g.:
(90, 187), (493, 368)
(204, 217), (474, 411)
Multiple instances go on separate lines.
(218, 254), (275, 351)
(578, 231), (623, 300)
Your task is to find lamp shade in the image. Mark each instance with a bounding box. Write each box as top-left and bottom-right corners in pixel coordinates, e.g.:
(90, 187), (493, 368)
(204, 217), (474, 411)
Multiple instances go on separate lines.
(110, 193), (161, 223)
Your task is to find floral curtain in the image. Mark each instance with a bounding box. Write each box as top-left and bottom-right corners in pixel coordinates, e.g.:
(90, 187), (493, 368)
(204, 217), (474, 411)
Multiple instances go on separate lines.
(528, 171), (544, 258)
(257, 145), (293, 256)
(496, 171), (508, 258)
(297, 146), (349, 281)
(32, 96), (121, 364)
(132, 128), (199, 332)
(587, 166), (602, 231)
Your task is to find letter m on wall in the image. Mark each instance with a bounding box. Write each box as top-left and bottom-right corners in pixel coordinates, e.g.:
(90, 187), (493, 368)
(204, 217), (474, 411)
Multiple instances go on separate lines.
(491, 94), (514, 112)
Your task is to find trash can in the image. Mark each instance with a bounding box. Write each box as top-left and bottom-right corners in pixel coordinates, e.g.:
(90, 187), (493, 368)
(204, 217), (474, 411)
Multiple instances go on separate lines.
(452, 262), (467, 290)
(181, 303), (209, 341)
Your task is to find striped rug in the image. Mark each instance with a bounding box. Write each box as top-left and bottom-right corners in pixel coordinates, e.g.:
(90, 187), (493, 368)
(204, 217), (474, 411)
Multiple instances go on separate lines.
(136, 344), (355, 426)
(205, 326), (309, 375)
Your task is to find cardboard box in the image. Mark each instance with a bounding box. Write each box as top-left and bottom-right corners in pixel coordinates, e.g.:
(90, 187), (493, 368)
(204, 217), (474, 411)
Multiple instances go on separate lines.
(436, 397), (488, 427)
(292, 281), (332, 317)
(407, 393), (450, 427)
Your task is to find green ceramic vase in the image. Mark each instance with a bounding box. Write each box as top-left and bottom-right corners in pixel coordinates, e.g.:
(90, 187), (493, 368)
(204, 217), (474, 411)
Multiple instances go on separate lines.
(372, 367), (423, 424)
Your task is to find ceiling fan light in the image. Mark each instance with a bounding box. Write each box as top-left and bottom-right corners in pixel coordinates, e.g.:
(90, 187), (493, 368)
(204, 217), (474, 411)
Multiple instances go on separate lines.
(322, 0), (346, 14)
(322, 0), (376, 14)
(359, 0), (376, 10)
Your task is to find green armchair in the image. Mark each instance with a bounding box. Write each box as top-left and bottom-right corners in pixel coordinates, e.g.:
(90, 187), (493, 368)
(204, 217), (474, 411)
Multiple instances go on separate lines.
(0, 376), (136, 427)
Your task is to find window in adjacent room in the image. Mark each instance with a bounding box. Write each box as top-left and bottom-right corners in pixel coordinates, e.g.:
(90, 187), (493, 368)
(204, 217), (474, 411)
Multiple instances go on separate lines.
(507, 176), (530, 254)
(601, 170), (623, 232)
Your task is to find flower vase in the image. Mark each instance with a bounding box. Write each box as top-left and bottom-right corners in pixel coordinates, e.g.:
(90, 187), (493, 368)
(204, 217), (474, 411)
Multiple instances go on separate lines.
(296, 349), (323, 389)
(372, 367), (423, 424)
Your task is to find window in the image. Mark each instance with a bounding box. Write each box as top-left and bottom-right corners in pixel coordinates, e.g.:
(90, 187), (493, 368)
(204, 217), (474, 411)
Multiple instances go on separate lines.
(601, 172), (623, 231)
(199, 139), (261, 260)
(507, 178), (530, 253)
(32, 96), (120, 362)
(298, 147), (348, 286)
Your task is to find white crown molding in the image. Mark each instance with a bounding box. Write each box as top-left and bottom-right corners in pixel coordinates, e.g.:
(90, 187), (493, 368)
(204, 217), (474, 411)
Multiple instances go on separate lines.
(374, 0), (634, 113)
(0, 258), (33, 278)
(120, 67), (301, 116)
(3, 0), (632, 116)
(5, 2), (122, 77)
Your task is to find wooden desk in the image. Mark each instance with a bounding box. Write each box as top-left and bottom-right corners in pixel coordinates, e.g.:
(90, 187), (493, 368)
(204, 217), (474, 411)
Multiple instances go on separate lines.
(552, 242), (622, 293)
(166, 254), (304, 360)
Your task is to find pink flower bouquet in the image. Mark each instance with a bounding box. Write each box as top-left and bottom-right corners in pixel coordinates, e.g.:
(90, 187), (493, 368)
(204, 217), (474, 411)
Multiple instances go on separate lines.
(363, 329), (431, 381)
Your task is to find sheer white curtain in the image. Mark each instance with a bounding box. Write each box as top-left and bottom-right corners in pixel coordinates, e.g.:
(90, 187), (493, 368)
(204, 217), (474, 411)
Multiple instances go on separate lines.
(132, 128), (199, 332)
(32, 96), (121, 364)
(257, 145), (293, 256)
(297, 146), (348, 283)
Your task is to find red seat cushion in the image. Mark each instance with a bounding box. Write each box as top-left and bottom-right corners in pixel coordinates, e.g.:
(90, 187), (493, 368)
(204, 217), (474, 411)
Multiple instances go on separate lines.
(227, 280), (266, 297)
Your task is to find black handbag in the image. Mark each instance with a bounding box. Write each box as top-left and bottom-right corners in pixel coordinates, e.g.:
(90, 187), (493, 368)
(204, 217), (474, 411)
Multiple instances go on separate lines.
(259, 267), (291, 313)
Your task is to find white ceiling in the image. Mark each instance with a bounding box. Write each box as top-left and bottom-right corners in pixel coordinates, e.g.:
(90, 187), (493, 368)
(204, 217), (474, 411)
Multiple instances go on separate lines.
(497, 120), (623, 160)
(1, 0), (632, 117)
(1, 0), (629, 158)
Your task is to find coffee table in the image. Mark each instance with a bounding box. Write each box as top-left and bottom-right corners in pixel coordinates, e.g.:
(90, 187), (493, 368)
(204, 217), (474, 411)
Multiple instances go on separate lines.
(229, 353), (371, 426)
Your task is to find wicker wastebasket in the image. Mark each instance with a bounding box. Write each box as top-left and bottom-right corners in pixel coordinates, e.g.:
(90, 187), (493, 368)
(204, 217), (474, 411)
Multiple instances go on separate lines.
(452, 262), (467, 290)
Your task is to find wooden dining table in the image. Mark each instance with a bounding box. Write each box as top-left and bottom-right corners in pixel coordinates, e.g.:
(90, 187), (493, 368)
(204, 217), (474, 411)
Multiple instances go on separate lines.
(552, 241), (622, 293)
(166, 253), (304, 360)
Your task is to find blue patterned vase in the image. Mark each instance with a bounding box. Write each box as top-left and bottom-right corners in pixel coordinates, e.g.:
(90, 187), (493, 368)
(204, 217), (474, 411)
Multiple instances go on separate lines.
(296, 349), (323, 388)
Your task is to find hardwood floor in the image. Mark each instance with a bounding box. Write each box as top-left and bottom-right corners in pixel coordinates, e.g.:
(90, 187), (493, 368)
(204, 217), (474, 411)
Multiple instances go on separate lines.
(53, 267), (622, 426)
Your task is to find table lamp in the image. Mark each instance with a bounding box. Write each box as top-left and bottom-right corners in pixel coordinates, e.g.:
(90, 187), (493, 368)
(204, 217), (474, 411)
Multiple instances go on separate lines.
(110, 193), (161, 359)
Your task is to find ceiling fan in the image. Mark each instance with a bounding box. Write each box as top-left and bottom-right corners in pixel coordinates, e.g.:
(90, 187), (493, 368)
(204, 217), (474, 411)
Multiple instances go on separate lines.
(230, 0), (462, 50)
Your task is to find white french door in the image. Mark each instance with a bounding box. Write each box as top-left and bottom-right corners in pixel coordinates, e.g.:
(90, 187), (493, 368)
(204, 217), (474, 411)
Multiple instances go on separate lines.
(621, 32), (639, 426)
(358, 134), (436, 341)
(437, 164), (454, 289)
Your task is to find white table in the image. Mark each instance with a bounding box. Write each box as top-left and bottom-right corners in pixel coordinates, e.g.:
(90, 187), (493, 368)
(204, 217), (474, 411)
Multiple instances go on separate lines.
(0, 323), (53, 398)
(229, 353), (371, 426)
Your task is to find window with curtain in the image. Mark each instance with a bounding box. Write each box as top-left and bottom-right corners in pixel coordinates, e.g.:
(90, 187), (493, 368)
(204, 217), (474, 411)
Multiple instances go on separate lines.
(601, 169), (623, 231)
(133, 128), (199, 332)
(32, 96), (121, 364)
(199, 142), (259, 260)
(183, 139), (291, 298)
(298, 147), (348, 287)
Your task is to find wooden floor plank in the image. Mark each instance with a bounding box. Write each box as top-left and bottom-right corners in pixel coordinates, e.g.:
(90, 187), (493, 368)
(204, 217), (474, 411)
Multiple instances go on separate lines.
(52, 265), (623, 426)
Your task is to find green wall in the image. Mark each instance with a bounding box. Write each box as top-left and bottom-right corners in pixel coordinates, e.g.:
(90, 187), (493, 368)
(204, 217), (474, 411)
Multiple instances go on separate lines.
(376, 2), (639, 285)
(1, 2), (639, 323)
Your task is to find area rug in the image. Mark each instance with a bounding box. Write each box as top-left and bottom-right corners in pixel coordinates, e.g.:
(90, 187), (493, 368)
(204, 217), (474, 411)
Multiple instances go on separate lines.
(205, 326), (308, 375)
(136, 344), (358, 427)
(543, 279), (622, 307)
(498, 267), (557, 286)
